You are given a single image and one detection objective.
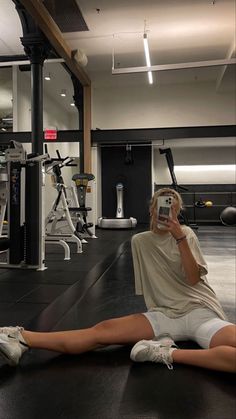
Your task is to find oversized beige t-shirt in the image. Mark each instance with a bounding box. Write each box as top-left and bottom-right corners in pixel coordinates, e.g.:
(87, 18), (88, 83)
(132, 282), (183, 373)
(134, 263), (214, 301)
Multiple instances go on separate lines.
(131, 226), (226, 320)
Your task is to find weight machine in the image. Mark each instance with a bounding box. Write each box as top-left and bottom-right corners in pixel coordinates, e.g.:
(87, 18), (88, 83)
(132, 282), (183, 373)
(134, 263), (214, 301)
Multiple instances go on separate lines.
(44, 148), (97, 259)
(44, 149), (83, 256)
(0, 141), (47, 270)
(0, 154), (8, 237)
(71, 173), (97, 239)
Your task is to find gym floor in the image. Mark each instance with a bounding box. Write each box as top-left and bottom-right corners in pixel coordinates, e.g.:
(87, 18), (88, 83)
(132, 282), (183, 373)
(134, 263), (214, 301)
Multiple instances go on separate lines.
(0, 225), (235, 419)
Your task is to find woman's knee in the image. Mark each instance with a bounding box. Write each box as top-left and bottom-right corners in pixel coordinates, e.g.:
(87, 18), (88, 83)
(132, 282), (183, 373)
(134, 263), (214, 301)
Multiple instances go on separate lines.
(92, 319), (120, 345)
(93, 319), (113, 334)
(210, 325), (236, 348)
(92, 314), (154, 345)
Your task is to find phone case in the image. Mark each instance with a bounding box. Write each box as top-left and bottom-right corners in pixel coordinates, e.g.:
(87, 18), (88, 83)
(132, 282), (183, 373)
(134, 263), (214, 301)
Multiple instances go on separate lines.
(157, 195), (173, 229)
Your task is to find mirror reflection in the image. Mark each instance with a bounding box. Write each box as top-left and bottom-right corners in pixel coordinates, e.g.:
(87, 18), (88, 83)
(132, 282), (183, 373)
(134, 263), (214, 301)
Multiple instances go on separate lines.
(0, 67), (13, 132)
(0, 62), (78, 133)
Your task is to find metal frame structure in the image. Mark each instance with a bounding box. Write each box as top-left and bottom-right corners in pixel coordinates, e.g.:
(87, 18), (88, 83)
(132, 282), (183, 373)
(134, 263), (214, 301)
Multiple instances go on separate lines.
(112, 58), (236, 75)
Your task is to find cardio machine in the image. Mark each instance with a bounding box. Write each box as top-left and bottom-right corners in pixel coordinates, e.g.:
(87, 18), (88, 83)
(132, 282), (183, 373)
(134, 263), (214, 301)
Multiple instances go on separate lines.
(98, 182), (137, 229)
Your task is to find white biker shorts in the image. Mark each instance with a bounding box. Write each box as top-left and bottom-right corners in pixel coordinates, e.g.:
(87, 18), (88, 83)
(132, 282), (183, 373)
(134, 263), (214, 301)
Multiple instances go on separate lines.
(143, 307), (233, 349)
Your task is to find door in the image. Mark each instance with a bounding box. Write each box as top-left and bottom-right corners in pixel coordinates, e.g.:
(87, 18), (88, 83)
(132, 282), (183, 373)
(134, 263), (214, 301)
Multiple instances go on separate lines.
(101, 144), (152, 224)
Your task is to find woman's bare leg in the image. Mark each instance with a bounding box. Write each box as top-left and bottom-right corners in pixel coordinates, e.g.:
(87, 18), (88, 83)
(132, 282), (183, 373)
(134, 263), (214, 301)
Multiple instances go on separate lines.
(172, 346), (236, 372)
(21, 314), (154, 354)
(20, 319), (236, 372)
(173, 325), (236, 372)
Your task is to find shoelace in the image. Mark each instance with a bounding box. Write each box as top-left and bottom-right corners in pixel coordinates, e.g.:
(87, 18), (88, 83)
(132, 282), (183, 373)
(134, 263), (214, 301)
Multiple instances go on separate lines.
(148, 345), (174, 370)
(0, 326), (24, 334)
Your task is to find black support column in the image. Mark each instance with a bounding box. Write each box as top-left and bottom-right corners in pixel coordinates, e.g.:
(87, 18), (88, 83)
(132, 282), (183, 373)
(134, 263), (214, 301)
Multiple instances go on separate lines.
(13, 0), (50, 155)
(22, 38), (49, 154)
(32, 44), (45, 153)
(71, 74), (84, 172)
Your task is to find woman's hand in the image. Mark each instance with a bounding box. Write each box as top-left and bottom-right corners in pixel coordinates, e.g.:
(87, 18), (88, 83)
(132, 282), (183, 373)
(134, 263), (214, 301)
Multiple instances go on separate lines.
(164, 205), (184, 240)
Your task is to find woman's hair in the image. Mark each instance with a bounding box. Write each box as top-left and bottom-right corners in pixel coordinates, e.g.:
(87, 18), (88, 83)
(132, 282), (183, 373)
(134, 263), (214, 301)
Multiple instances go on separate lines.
(149, 187), (183, 231)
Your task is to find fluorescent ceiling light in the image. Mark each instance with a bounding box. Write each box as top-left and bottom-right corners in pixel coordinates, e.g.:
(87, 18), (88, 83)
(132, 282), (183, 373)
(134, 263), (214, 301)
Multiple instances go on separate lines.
(175, 165), (236, 171)
(143, 34), (151, 66)
(143, 33), (153, 84)
(44, 73), (51, 81)
(60, 89), (66, 97)
(148, 71), (153, 84)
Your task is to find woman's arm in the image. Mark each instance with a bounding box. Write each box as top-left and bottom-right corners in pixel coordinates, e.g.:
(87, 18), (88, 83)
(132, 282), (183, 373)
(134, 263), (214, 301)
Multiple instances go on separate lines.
(166, 208), (201, 286)
(175, 236), (201, 285)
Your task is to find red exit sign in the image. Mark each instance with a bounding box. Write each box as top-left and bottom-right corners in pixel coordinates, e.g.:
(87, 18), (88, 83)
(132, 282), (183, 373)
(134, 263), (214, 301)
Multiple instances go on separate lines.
(44, 129), (57, 140)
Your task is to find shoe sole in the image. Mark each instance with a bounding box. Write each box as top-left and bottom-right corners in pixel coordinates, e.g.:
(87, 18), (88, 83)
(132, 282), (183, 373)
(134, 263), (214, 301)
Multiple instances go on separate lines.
(0, 345), (18, 366)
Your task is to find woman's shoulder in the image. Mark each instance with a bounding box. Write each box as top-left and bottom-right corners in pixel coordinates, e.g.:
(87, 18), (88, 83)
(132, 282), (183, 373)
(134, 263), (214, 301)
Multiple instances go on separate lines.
(132, 230), (152, 243)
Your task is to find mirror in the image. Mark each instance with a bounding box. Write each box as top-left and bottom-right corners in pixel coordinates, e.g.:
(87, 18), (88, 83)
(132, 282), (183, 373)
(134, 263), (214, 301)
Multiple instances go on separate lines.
(0, 67), (13, 132)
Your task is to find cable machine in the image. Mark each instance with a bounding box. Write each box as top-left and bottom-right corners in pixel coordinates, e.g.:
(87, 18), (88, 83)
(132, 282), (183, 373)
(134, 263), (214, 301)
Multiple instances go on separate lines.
(0, 141), (47, 270)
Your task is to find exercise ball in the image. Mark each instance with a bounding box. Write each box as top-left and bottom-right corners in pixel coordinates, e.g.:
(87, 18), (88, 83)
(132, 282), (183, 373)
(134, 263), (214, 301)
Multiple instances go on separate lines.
(205, 200), (213, 207)
(220, 206), (236, 226)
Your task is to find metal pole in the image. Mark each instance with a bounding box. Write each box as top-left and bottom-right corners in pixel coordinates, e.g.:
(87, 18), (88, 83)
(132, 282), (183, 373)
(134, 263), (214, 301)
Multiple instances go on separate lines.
(31, 60), (43, 155)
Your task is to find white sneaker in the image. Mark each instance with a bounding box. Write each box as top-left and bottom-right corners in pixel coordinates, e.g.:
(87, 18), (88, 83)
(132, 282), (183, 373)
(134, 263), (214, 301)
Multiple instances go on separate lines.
(0, 326), (24, 337)
(130, 334), (177, 370)
(0, 326), (29, 366)
(153, 333), (176, 347)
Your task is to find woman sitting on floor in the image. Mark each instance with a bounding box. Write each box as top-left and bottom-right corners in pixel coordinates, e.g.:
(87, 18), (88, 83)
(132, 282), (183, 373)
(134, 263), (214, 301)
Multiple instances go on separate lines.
(0, 188), (235, 372)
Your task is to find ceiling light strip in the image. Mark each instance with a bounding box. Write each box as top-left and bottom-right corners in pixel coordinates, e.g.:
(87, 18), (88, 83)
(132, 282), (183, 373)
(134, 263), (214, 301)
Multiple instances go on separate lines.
(143, 33), (153, 84)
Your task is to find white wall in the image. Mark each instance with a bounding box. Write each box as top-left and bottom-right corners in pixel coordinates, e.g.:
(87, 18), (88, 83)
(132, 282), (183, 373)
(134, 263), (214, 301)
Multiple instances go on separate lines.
(92, 81), (236, 129)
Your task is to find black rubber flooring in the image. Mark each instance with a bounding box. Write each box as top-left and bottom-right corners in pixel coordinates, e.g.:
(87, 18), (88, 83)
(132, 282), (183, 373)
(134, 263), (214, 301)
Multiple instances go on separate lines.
(0, 226), (235, 419)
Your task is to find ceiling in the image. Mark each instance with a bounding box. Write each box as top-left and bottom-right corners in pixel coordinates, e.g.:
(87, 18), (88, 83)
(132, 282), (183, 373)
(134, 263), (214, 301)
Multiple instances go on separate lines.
(0, 0), (235, 124)
(68, 0), (236, 85)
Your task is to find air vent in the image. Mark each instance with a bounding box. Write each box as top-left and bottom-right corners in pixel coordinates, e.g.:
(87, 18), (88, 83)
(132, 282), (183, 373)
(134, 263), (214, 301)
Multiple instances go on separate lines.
(43, 0), (89, 33)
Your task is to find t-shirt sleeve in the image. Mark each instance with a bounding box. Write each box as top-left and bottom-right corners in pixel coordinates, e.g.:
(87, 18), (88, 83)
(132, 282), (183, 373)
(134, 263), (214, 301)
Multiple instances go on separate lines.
(187, 229), (208, 277)
(131, 236), (143, 295)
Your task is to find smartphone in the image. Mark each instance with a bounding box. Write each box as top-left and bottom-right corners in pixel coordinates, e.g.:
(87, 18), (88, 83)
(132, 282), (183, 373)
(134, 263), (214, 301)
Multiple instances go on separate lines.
(157, 195), (173, 229)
